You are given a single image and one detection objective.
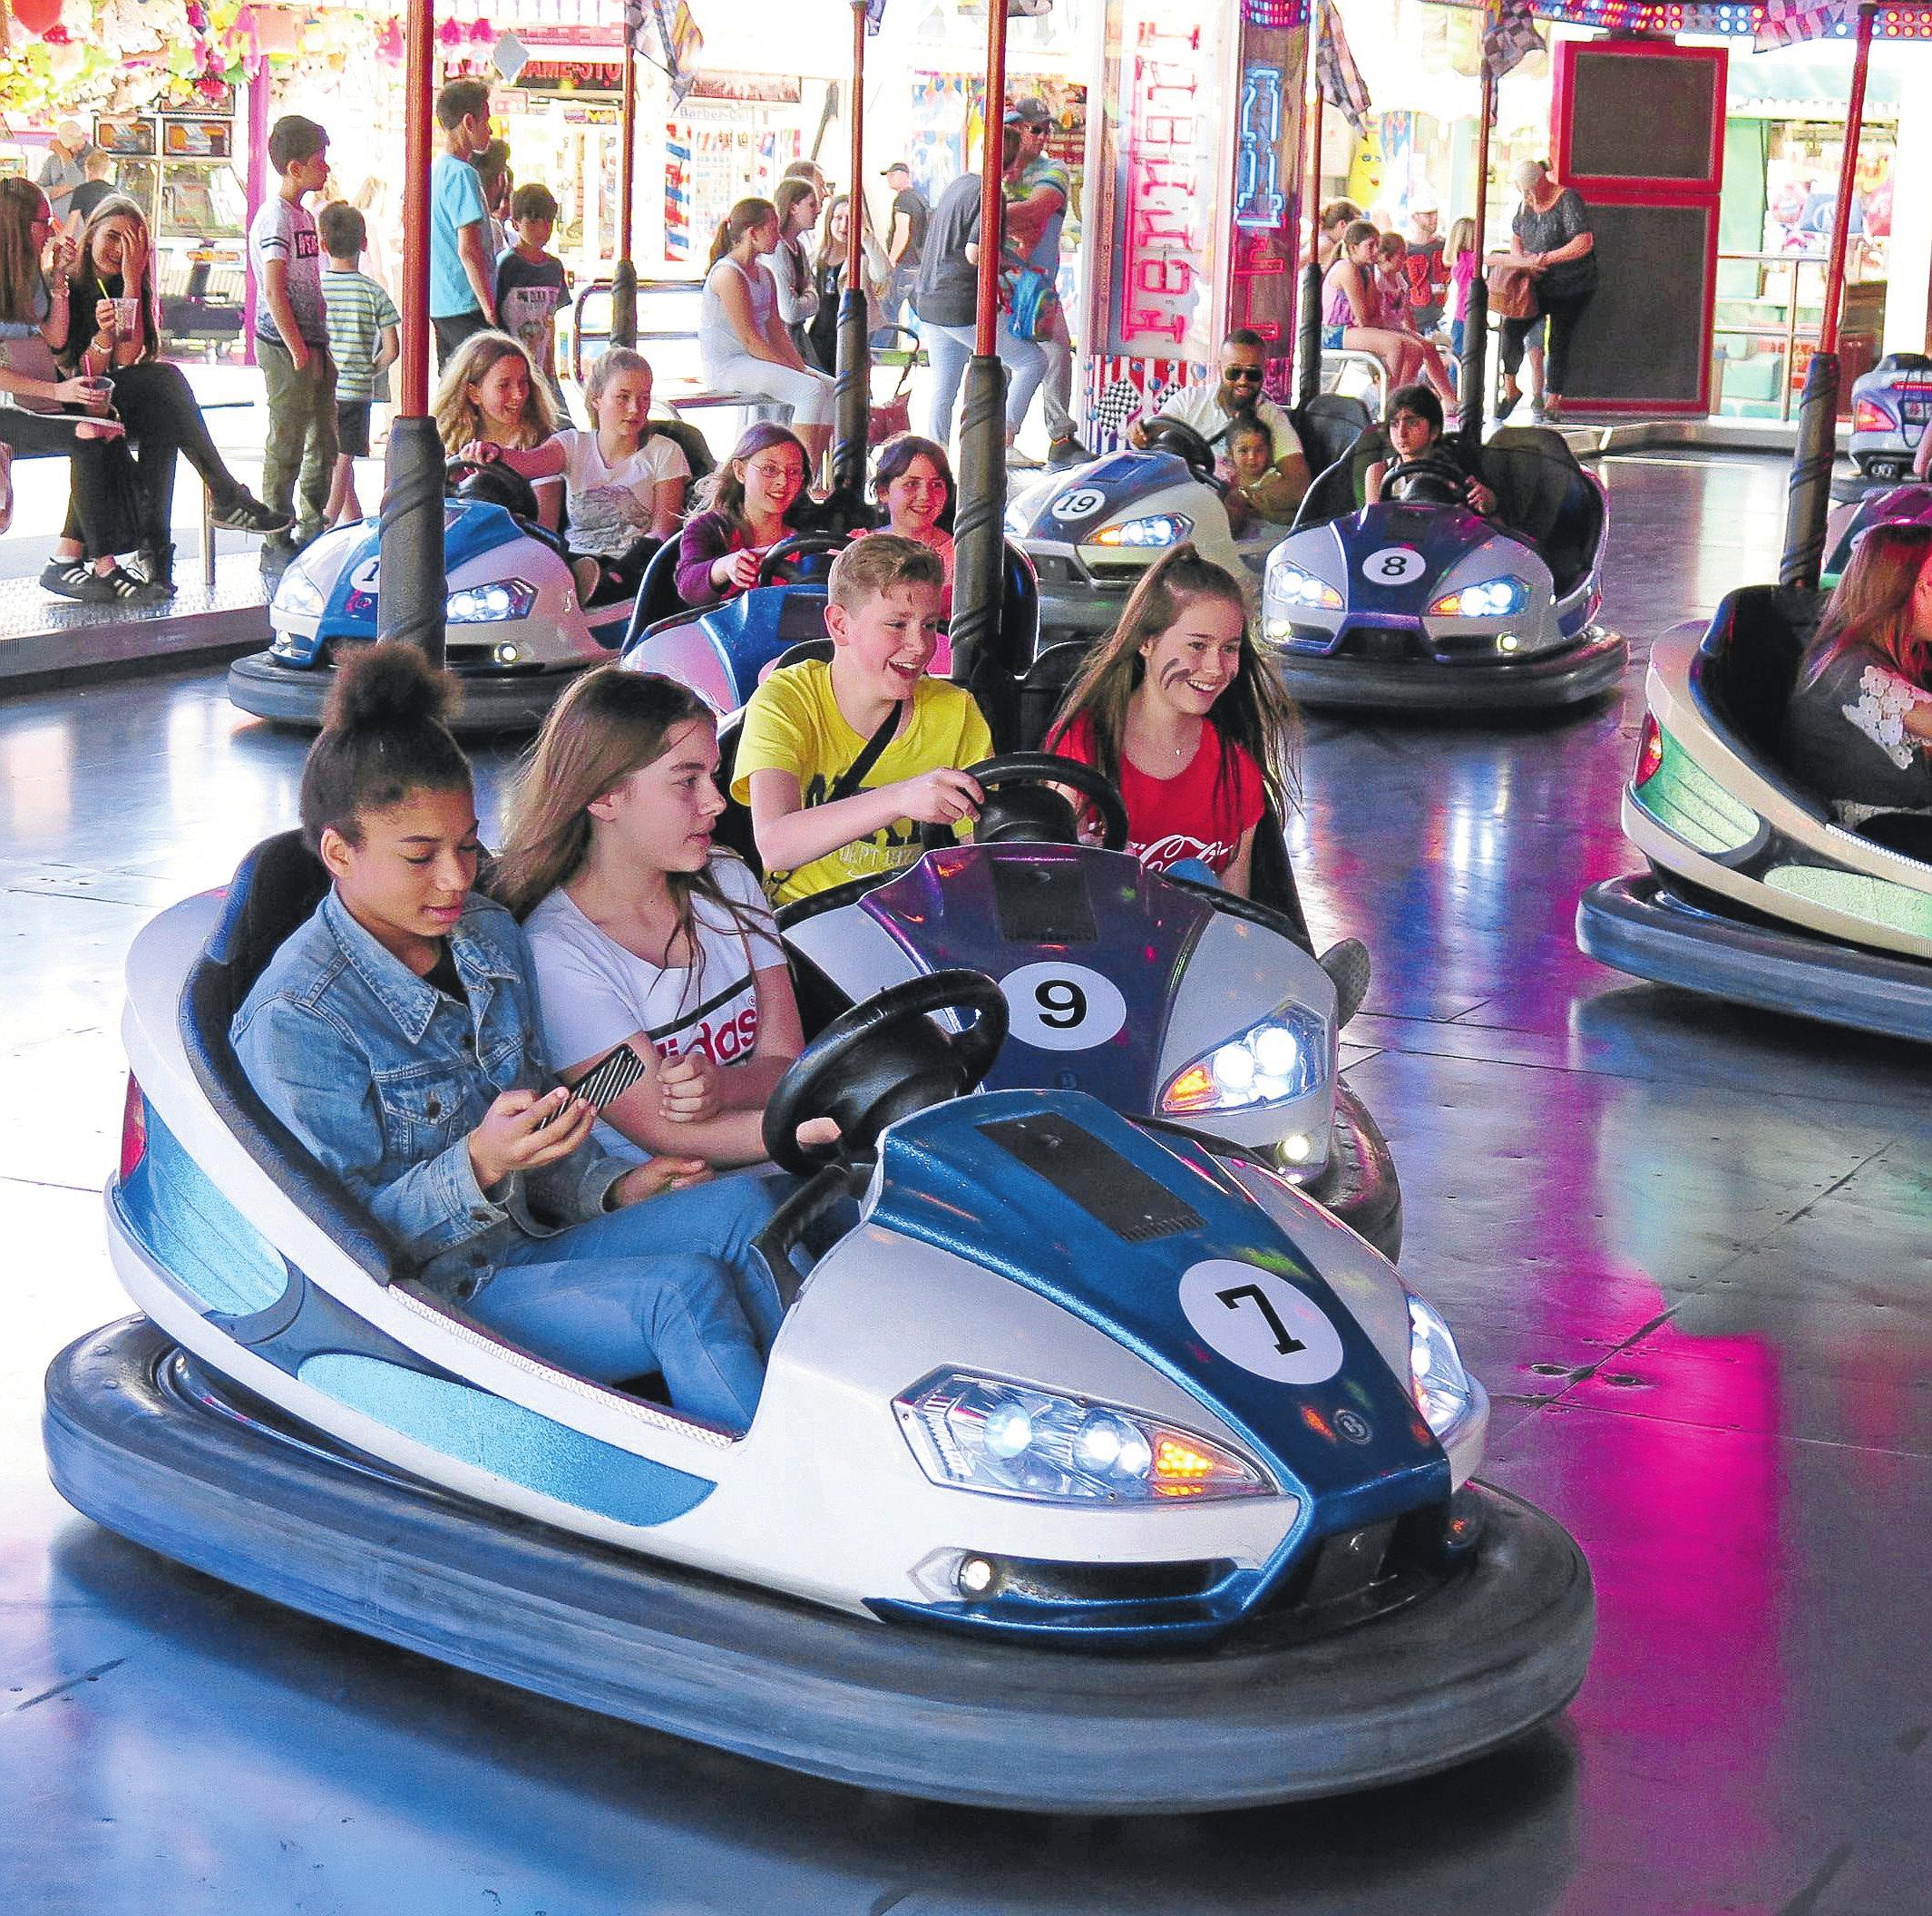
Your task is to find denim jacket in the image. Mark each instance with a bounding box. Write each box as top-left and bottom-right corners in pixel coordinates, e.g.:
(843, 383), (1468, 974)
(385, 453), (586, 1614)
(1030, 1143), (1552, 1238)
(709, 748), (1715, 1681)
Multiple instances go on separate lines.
(231, 888), (637, 1299)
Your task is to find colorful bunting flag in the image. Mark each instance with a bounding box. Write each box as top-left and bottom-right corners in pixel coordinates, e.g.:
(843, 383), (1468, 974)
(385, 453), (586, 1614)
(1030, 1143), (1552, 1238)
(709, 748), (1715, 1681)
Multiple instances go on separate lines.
(1314, 0), (1372, 134)
(1753, 0), (1851, 49)
(1481, 0), (1546, 81)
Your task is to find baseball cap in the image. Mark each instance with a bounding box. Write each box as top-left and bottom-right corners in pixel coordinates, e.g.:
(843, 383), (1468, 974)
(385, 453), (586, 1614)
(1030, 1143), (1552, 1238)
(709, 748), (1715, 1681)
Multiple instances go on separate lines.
(881, 160), (911, 175)
(1004, 98), (1052, 129)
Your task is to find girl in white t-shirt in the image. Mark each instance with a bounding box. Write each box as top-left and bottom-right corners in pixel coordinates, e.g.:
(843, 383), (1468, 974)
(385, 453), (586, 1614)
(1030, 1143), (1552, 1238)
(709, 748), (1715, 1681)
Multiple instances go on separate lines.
(465, 347), (690, 605)
(493, 666), (812, 1168)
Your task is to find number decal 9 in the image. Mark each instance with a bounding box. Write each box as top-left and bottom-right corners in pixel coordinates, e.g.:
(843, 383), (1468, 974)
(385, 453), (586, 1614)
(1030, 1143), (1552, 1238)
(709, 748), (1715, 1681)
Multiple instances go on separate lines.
(1000, 961), (1127, 1052)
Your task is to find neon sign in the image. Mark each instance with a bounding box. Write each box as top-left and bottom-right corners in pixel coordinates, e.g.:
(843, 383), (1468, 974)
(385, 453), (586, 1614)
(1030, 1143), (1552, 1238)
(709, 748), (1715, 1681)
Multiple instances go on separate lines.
(1116, 12), (1209, 356)
(1233, 62), (1287, 230)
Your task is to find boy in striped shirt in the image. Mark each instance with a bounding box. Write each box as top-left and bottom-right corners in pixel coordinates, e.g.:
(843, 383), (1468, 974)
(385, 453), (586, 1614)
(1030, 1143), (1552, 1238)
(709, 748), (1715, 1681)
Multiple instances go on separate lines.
(319, 200), (401, 529)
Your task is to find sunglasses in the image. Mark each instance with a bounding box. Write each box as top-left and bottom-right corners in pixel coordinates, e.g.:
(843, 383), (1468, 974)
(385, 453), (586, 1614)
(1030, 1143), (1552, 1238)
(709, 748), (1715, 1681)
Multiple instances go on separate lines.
(1222, 367), (1264, 384)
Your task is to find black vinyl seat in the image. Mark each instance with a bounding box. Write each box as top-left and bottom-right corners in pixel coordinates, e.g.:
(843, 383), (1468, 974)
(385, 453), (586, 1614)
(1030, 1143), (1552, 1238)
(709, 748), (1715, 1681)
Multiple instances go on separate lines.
(1693, 585), (1820, 786)
(1472, 429), (1604, 599)
(621, 539), (690, 650)
(1291, 393), (1375, 476)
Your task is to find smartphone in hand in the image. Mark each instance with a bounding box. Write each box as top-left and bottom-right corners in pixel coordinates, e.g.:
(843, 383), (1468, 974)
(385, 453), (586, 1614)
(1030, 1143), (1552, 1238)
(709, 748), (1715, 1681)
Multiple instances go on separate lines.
(536, 1042), (647, 1128)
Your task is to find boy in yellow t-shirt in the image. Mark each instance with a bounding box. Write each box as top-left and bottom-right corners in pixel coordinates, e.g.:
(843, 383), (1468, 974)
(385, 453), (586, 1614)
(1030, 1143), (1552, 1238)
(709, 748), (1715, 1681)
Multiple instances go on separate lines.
(734, 535), (992, 906)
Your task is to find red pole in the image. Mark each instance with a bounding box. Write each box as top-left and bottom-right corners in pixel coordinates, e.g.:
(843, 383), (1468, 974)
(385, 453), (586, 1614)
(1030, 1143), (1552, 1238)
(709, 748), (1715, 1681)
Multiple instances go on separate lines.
(1469, 71), (1495, 269)
(972, 0), (1010, 358)
(1816, 0), (1876, 357)
(848, 2), (865, 288)
(397, 0), (434, 419)
(1303, 45), (1323, 268)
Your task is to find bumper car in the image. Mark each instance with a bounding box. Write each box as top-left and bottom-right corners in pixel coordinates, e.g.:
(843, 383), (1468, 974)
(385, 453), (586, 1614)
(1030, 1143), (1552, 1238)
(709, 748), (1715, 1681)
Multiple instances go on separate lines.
(229, 462), (632, 735)
(1261, 427), (1625, 714)
(721, 747), (1402, 1257)
(44, 835), (1592, 1810)
(1821, 481), (1932, 588)
(1848, 352), (1932, 484)
(1008, 397), (1372, 644)
(1576, 585), (1932, 1041)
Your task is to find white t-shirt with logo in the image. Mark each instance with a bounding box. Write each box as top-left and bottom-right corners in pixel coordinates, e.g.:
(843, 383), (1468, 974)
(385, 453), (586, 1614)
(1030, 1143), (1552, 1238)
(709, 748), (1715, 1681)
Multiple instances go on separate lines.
(556, 426), (692, 559)
(525, 857), (785, 1094)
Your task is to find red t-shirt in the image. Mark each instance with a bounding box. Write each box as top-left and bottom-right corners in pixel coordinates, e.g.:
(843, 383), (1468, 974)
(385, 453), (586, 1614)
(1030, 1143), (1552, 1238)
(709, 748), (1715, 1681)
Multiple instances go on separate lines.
(1049, 713), (1265, 876)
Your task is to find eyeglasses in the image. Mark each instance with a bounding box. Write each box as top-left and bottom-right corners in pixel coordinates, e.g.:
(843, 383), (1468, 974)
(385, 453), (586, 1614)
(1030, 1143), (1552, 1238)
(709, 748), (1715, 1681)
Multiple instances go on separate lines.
(1222, 367), (1264, 385)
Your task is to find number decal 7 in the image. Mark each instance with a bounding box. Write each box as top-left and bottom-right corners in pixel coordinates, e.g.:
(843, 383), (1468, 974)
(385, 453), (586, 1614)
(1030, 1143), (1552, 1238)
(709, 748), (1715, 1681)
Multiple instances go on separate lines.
(1217, 1283), (1306, 1355)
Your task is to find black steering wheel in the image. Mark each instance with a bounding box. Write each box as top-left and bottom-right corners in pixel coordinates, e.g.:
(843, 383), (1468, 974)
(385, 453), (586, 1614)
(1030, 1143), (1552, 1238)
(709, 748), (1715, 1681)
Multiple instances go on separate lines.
(1381, 451), (1470, 508)
(1138, 417), (1222, 485)
(921, 751), (1131, 853)
(445, 455), (545, 526)
(756, 531), (852, 589)
(761, 970), (1009, 1176)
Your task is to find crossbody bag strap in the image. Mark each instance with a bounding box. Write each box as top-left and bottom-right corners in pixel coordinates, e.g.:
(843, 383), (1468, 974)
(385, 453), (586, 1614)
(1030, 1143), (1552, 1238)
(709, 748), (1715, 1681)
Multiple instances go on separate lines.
(826, 705), (903, 806)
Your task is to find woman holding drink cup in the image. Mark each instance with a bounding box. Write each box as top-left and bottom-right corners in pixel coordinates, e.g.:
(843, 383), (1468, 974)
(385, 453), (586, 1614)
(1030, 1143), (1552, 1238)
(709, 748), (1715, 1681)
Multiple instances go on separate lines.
(54, 195), (287, 595)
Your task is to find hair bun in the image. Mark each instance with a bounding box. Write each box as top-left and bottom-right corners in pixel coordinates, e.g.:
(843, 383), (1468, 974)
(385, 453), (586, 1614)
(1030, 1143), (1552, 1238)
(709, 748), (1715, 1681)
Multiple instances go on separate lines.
(324, 640), (459, 734)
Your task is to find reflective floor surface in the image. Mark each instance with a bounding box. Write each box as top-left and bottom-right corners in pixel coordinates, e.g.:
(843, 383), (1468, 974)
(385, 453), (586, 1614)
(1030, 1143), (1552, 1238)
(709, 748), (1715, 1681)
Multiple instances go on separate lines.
(4, 451), (1928, 1914)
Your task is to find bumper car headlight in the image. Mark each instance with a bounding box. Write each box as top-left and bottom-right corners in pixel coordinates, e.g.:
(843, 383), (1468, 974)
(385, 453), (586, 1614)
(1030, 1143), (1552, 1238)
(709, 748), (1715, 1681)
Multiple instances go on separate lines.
(1266, 561), (1343, 611)
(1160, 1003), (1330, 1116)
(446, 580), (536, 623)
(1429, 576), (1529, 619)
(1407, 1293), (1474, 1440)
(272, 568), (326, 619)
(896, 1369), (1273, 1504)
(1088, 513), (1191, 549)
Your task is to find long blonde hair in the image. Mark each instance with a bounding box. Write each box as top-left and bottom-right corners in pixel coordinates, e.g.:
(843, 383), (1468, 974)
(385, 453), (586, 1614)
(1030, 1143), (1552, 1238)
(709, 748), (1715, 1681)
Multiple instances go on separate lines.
(1805, 521), (1932, 689)
(708, 196), (776, 269)
(493, 670), (766, 992)
(1048, 544), (1301, 814)
(432, 331), (557, 454)
(1445, 216), (1476, 269)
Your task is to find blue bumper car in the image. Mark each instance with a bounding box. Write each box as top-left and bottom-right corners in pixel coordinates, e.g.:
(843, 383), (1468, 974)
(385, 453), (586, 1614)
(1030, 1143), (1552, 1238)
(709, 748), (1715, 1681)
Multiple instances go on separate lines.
(1848, 352), (1932, 484)
(44, 835), (1591, 1811)
(1261, 427), (1624, 713)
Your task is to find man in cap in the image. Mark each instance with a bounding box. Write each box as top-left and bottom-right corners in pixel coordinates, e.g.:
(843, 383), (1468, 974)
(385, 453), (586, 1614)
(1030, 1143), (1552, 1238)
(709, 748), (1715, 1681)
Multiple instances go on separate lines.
(880, 160), (928, 330)
(1403, 195), (1449, 336)
(39, 119), (94, 228)
(1002, 97), (1088, 468)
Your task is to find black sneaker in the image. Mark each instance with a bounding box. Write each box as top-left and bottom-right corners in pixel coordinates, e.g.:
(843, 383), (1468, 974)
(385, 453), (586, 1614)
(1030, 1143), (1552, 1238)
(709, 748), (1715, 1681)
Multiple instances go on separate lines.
(41, 559), (107, 601)
(135, 543), (178, 597)
(98, 563), (171, 606)
(210, 493), (293, 534)
(1047, 434), (1091, 468)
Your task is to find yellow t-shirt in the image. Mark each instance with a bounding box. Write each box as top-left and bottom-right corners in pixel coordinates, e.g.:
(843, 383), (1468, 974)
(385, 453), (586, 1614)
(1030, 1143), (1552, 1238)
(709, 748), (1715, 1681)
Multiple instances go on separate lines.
(732, 660), (994, 906)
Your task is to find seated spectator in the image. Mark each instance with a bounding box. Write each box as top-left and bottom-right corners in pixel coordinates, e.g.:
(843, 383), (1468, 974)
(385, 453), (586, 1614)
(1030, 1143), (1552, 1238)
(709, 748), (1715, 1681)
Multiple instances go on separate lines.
(1363, 385), (1498, 515)
(474, 347), (688, 606)
(1132, 327), (1310, 512)
(1785, 521), (1932, 858)
(733, 536), (990, 906)
(698, 199), (834, 469)
(806, 192), (890, 376)
(230, 640), (790, 1428)
(496, 668), (815, 1169)
(674, 422), (816, 606)
(1316, 199), (1362, 272)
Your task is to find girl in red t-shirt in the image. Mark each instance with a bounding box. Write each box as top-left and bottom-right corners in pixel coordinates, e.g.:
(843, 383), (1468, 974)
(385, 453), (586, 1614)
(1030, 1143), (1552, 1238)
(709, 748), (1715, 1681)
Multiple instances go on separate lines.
(1045, 544), (1299, 896)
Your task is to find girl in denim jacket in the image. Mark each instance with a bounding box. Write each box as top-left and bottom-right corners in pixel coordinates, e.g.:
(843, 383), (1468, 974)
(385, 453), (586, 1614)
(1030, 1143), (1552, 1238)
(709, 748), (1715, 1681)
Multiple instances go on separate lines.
(230, 642), (788, 1432)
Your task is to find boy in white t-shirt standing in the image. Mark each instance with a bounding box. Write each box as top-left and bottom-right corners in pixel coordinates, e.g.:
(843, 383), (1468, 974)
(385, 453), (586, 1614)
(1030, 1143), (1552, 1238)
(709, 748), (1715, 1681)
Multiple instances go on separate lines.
(466, 347), (689, 603)
(249, 115), (337, 567)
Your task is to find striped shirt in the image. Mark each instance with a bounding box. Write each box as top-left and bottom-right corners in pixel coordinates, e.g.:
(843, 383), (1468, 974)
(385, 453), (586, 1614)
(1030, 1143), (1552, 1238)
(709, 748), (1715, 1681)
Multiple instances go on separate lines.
(321, 268), (401, 404)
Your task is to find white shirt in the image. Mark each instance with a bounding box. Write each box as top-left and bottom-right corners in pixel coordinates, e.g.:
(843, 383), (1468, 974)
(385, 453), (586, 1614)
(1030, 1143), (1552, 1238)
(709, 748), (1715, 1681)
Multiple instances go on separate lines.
(554, 426), (691, 558)
(1156, 380), (1303, 465)
(526, 857), (785, 1080)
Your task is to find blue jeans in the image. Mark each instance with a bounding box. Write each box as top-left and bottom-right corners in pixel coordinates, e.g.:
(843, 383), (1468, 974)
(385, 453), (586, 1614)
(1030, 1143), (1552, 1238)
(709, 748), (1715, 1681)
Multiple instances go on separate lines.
(471, 1168), (790, 1432)
(922, 319), (1048, 444)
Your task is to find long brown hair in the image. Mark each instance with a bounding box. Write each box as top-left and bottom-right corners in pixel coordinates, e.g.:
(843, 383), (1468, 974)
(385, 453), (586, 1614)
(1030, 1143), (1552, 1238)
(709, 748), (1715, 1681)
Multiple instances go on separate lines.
(493, 670), (766, 992)
(69, 195), (158, 367)
(1049, 543), (1301, 814)
(696, 420), (814, 537)
(709, 196), (776, 268)
(1805, 521), (1932, 689)
(0, 177), (48, 327)
(432, 330), (557, 454)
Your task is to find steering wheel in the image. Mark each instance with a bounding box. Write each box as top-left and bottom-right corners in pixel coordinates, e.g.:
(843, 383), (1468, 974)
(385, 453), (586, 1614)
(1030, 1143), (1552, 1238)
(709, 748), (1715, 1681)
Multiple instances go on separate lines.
(444, 455), (544, 526)
(756, 531), (852, 589)
(761, 970), (1009, 1176)
(1138, 417), (1222, 485)
(1381, 451), (1470, 508)
(921, 751), (1131, 853)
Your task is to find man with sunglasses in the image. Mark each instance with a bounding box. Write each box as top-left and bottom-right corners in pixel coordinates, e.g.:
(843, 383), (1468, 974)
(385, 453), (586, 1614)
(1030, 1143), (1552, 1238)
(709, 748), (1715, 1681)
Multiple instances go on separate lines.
(1129, 328), (1311, 509)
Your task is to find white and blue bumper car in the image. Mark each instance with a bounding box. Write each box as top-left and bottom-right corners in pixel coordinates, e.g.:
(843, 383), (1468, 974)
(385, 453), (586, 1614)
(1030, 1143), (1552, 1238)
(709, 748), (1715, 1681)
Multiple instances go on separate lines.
(228, 463), (633, 734)
(1008, 399), (1372, 645)
(1578, 586), (1932, 1041)
(1261, 427), (1623, 713)
(44, 833), (1592, 1812)
(1847, 352), (1932, 486)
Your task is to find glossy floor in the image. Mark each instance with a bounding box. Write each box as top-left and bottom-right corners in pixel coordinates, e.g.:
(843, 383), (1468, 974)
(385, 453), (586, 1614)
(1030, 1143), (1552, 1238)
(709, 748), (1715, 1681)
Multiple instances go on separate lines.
(4, 453), (1927, 1914)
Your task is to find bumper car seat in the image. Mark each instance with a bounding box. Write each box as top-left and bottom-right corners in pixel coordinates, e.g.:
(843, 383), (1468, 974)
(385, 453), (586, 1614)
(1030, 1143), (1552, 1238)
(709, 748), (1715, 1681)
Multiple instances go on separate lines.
(1693, 585), (1822, 798)
(1472, 428), (1604, 599)
(621, 539), (690, 649)
(1875, 351), (1932, 376)
(1292, 427), (1391, 532)
(1291, 394), (1376, 476)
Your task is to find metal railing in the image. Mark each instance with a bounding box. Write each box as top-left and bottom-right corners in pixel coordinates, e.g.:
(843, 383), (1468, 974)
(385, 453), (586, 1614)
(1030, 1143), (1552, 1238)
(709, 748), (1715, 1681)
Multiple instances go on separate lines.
(1711, 249), (1831, 423)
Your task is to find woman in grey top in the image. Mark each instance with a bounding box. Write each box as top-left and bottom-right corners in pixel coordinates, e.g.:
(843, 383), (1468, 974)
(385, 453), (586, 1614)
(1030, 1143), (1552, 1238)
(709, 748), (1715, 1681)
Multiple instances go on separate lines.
(1491, 160), (1596, 425)
(1784, 521), (1932, 859)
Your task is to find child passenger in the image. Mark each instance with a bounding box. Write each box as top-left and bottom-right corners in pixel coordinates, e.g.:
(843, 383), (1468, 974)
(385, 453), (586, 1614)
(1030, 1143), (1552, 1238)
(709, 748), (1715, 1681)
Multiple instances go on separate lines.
(869, 433), (956, 637)
(1363, 384), (1498, 515)
(495, 668), (811, 1168)
(1046, 543), (1298, 897)
(675, 421), (818, 606)
(1222, 415), (1303, 532)
(734, 535), (991, 906)
(229, 641), (787, 1431)
(434, 330), (559, 498)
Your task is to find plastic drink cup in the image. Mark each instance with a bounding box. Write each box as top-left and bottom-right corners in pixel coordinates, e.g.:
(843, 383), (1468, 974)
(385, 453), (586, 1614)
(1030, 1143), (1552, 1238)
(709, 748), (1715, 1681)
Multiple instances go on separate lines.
(112, 297), (141, 337)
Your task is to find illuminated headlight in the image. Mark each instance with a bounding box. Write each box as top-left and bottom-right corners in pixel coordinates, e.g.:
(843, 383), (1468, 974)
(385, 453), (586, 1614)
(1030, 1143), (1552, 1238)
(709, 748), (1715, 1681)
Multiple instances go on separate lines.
(1160, 1002), (1329, 1115)
(1267, 560), (1342, 610)
(1407, 1294), (1474, 1440)
(895, 1370), (1273, 1504)
(1429, 576), (1529, 619)
(272, 568), (325, 619)
(1088, 513), (1191, 549)
(446, 581), (536, 624)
